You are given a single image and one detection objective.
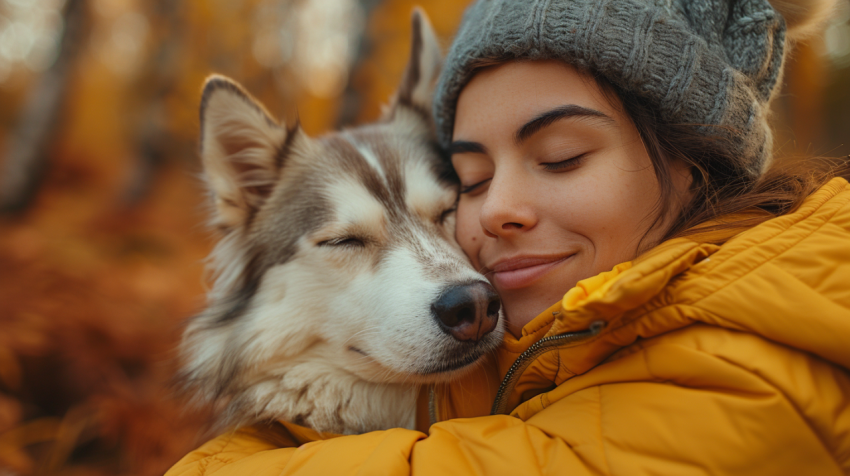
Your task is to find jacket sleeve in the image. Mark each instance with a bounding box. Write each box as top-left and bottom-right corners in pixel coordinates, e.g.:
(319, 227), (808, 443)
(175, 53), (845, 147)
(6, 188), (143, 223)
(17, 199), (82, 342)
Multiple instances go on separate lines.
(165, 334), (847, 476)
(165, 388), (844, 475)
(165, 415), (601, 476)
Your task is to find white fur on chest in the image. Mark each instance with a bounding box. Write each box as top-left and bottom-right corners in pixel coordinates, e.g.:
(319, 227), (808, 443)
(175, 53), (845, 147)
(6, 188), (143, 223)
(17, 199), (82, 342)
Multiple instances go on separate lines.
(243, 360), (419, 434)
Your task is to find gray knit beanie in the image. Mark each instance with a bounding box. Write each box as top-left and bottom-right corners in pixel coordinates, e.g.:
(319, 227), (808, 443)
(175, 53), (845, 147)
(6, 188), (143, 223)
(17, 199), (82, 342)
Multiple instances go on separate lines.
(433, 0), (830, 178)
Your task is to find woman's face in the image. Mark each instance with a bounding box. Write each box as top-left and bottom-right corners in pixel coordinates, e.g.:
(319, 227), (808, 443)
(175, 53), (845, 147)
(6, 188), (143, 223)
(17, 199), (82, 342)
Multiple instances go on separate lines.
(452, 60), (691, 337)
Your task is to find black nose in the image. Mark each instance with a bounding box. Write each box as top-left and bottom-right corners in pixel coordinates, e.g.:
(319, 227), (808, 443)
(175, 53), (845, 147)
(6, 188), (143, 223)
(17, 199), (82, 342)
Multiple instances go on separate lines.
(432, 282), (501, 342)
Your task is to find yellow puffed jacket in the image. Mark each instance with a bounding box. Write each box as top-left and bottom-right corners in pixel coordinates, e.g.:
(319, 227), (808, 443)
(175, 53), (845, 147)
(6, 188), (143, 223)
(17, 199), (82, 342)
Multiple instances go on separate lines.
(166, 178), (850, 476)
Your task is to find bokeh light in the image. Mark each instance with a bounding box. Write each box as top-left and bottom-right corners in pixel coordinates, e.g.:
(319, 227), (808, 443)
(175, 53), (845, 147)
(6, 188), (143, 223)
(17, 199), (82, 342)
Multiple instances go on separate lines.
(0, 0), (66, 82)
(250, 0), (366, 98)
(90, 1), (150, 77)
(825, 1), (850, 69)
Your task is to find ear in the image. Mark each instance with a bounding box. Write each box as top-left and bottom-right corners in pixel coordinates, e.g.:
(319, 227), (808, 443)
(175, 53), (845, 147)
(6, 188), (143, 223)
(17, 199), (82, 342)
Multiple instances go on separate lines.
(199, 75), (296, 231)
(389, 7), (442, 116)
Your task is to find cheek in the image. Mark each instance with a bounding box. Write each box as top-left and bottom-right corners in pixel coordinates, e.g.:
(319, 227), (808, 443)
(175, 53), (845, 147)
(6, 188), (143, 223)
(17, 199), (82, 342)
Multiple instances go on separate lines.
(455, 198), (483, 267)
(545, 157), (661, 256)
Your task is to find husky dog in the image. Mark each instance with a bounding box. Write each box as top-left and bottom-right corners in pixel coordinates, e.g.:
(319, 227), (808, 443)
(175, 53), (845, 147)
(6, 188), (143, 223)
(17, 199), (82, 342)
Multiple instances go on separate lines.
(178, 10), (503, 435)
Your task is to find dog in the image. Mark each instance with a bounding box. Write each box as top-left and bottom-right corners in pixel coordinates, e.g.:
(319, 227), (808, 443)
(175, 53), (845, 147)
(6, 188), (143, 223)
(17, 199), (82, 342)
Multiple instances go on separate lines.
(177, 9), (503, 436)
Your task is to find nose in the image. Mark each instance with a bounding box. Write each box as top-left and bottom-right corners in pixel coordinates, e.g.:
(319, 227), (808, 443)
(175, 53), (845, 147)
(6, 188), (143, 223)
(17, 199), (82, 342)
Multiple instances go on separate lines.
(479, 171), (537, 238)
(432, 282), (501, 342)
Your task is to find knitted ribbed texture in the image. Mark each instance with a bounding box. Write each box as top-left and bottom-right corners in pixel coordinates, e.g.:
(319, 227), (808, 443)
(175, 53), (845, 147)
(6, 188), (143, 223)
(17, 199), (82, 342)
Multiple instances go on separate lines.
(434, 0), (788, 177)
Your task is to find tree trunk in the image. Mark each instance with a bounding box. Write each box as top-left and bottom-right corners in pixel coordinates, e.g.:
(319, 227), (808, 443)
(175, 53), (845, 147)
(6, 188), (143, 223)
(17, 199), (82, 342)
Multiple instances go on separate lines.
(0, 0), (86, 214)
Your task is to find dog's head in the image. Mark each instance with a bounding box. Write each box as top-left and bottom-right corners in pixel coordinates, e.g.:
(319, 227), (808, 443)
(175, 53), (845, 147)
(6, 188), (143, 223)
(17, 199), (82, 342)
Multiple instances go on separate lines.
(179, 9), (503, 429)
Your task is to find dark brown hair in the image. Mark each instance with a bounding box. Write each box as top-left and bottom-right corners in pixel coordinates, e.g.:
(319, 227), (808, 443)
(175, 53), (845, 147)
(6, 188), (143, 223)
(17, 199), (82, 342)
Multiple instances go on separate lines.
(599, 76), (850, 251)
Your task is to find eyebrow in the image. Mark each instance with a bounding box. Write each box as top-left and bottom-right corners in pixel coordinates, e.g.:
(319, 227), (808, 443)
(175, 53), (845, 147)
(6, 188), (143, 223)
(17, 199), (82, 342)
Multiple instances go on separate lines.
(515, 105), (614, 144)
(448, 140), (488, 156)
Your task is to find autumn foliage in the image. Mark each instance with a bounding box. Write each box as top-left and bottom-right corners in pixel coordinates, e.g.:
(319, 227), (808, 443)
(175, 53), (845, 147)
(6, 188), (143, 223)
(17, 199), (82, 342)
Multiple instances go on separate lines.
(0, 1), (470, 474)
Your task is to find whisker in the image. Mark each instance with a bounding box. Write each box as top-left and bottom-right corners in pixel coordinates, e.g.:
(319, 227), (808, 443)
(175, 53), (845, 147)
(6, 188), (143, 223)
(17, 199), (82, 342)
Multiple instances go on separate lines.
(342, 325), (384, 346)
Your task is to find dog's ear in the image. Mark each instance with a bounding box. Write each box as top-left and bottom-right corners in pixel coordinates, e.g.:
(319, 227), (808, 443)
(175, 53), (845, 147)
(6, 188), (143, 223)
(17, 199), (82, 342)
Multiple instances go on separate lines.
(199, 75), (297, 231)
(388, 8), (442, 118)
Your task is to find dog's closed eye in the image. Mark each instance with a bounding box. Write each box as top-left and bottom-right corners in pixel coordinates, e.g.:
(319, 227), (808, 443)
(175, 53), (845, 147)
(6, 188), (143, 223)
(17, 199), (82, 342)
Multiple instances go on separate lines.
(438, 207), (457, 225)
(318, 236), (367, 248)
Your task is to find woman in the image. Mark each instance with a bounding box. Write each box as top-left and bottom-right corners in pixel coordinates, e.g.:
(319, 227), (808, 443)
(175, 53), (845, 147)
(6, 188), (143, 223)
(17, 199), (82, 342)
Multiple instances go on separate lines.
(167, 0), (850, 474)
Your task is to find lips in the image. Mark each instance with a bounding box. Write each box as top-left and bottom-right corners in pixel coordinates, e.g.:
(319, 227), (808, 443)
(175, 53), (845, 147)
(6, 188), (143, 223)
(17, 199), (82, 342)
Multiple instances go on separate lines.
(487, 254), (574, 290)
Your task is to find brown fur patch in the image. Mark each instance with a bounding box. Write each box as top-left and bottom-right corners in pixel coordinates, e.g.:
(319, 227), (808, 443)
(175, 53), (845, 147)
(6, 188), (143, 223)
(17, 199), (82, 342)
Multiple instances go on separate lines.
(274, 120), (301, 172)
(323, 136), (401, 218)
(292, 410), (313, 427)
(397, 12), (422, 107)
(211, 174), (331, 326)
(357, 132), (409, 209)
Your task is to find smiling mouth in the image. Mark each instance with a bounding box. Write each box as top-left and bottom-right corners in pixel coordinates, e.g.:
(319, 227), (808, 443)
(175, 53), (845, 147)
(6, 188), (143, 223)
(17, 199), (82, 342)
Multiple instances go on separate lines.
(488, 254), (575, 290)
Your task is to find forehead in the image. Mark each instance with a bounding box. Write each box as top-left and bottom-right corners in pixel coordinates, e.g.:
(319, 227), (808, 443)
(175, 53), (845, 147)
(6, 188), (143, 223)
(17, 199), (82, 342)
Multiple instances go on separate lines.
(249, 126), (455, 267)
(318, 126), (456, 218)
(453, 60), (622, 143)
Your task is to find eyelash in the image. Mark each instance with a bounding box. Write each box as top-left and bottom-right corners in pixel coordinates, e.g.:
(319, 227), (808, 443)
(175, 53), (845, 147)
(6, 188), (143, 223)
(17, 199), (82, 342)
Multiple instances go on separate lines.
(460, 179), (490, 195)
(459, 153), (587, 194)
(541, 153), (587, 171)
(318, 236), (367, 248)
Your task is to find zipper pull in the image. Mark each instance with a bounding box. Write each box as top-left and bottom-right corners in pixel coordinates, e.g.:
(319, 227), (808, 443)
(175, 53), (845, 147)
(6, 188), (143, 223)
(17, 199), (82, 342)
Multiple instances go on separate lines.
(491, 320), (607, 416)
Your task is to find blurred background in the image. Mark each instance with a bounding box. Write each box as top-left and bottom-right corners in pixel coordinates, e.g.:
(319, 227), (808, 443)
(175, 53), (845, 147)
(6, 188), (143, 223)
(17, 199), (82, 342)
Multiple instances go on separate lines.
(0, 0), (847, 474)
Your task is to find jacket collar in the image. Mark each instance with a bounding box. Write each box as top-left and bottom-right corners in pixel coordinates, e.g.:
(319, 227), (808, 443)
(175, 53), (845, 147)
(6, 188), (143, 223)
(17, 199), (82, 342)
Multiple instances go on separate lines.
(436, 177), (850, 420)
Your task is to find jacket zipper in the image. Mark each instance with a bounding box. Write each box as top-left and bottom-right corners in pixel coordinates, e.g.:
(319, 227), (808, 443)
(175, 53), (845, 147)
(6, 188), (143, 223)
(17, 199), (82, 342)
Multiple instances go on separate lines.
(491, 320), (606, 416)
(428, 385), (438, 426)
(429, 320), (606, 424)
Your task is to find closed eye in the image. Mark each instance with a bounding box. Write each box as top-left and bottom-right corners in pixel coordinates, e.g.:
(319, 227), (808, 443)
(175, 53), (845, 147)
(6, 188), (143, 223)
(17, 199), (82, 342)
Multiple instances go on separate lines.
(460, 178), (491, 195)
(318, 236), (367, 248)
(541, 153), (587, 172)
(438, 206), (457, 225)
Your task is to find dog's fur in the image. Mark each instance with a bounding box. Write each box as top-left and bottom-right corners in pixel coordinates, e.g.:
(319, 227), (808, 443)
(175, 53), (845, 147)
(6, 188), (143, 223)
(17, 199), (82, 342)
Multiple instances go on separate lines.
(178, 10), (503, 435)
